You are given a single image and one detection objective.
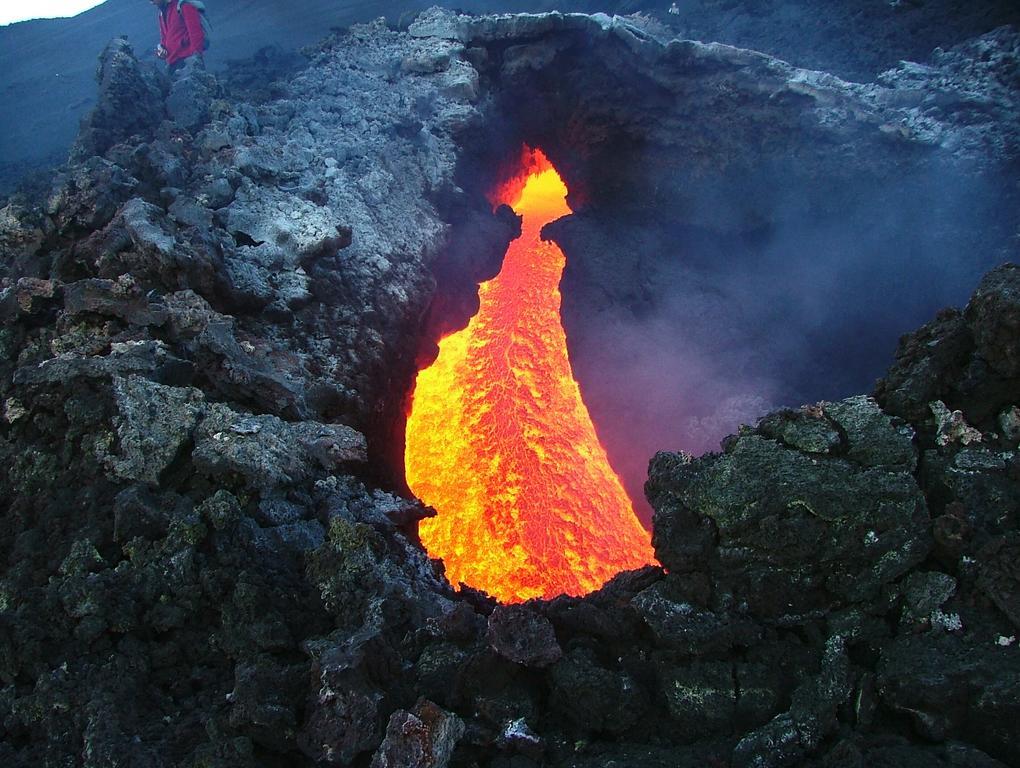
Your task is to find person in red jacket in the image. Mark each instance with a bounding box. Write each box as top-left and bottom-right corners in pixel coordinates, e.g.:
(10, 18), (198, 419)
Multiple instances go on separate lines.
(150, 0), (205, 73)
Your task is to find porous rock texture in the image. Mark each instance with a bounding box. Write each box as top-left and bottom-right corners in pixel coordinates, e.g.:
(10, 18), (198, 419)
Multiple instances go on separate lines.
(0, 9), (1018, 768)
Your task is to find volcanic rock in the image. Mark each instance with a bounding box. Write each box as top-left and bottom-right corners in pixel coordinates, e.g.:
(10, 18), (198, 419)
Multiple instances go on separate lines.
(877, 265), (1020, 430)
(228, 656), (307, 752)
(823, 396), (917, 469)
(0, 276), (60, 321)
(486, 605), (562, 667)
(656, 658), (736, 736)
(63, 275), (168, 326)
(549, 655), (644, 737)
(733, 636), (850, 768)
(370, 699), (465, 768)
(0, 203), (47, 280)
(105, 374), (204, 484)
(0, 8), (1018, 768)
(45, 157), (140, 237)
(70, 38), (165, 164)
(999, 406), (1020, 445)
(900, 570), (958, 625)
(977, 534), (1020, 631)
(192, 407), (366, 490)
(165, 57), (221, 132)
(632, 579), (761, 654)
(965, 264), (1020, 379)
(873, 308), (976, 425)
(877, 629), (1020, 752)
(647, 398), (930, 618)
(299, 628), (390, 764)
(932, 400), (985, 448)
(757, 406), (843, 455)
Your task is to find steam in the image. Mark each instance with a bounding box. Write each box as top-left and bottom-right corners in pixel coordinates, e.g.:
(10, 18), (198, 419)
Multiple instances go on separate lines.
(556, 158), (1014, 524)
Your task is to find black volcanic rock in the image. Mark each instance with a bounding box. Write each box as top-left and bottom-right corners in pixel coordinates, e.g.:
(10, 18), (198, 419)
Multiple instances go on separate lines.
(486, 605), (562, 667)
(46, 156), (140, 238)
(757, 406), (843, 455)
(547, 647), (646, 735)
(873, 307), (976, 424)
(965, 264), (1020, 380)
(69, 37), (166, 164)
(370, 699), (465, 768)
(978, 534), (1020, 632)
(877, 629), (1020, 753)
(647, 396), (930, 619)
(733, 636), (851, 768)
(632, 579), (762, 654)
(876, 264), (1020, 430)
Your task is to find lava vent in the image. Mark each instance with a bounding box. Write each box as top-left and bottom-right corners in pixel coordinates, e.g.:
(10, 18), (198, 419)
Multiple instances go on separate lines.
(405, 147), (655, 603)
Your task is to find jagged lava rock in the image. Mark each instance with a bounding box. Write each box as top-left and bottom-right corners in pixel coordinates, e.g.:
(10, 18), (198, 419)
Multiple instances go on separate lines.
(647, 396), (929, 618)
(876, 264), (1020, 428)
(965, 264), (1020, 379)
(370, 699), (465, 768)
(70, 38), (165, 164)
(486, 604), (562, 667)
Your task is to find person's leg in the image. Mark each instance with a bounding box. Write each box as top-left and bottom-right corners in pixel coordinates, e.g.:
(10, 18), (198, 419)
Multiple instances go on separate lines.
(172, 55), (205, 78)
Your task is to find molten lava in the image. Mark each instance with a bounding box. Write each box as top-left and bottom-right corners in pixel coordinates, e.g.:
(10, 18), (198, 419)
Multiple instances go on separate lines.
(405, 147), (655, 603)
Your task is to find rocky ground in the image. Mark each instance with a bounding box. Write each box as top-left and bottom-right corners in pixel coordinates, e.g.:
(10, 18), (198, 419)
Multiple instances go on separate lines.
(0, 8), (1018, 768)
(3, 0), (1019, 196)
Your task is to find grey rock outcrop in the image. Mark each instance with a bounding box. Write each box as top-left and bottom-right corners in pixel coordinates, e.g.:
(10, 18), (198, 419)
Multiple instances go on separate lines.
(165, 57), (220, 132)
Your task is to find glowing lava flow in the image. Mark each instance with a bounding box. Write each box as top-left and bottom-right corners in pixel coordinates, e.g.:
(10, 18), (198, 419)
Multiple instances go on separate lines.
(405, 147), (655, 603)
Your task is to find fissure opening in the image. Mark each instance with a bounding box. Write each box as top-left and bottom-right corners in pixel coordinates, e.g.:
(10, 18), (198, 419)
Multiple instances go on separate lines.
(405, 146), (655, 604)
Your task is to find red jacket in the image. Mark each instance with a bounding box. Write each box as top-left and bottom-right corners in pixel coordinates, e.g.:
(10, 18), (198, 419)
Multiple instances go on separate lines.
(158, 0), (205, 66)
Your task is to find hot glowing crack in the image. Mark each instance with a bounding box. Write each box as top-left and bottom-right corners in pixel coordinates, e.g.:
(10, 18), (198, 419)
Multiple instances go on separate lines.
(405, 147), (655, 603)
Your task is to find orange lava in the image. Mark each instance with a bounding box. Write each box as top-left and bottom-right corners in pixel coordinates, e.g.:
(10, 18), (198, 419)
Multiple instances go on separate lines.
(404, 147), (655, 603)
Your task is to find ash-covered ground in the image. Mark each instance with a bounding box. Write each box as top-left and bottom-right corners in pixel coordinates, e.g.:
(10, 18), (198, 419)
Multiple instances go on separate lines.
(0, 8), (1018, 768)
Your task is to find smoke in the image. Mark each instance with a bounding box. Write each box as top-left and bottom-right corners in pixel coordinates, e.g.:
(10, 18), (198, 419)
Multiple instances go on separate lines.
(439, 8), (1017, 528)
(568, 302), (776, 524)
(556, 158), (1015, 525)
